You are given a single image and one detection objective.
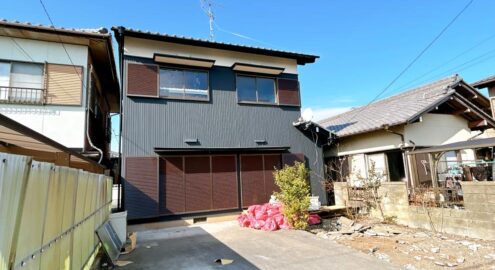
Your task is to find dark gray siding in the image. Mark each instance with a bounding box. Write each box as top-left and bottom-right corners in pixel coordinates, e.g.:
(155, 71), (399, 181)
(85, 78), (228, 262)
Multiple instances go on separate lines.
(121, 56), (326, 203)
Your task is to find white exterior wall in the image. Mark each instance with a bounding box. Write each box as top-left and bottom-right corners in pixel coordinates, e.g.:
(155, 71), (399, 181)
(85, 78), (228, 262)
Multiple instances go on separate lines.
(0, 36), (89, 148)
(124, 37), (299, 74)
(404, 113), (473, 147)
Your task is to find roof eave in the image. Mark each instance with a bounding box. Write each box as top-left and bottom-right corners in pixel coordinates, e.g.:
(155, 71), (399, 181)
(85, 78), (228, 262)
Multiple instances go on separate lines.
(112, 26), (319, 65)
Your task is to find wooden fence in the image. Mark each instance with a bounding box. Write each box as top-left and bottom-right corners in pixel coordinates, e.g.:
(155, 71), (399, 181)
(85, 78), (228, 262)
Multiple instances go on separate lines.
(0, 153), (112, 270)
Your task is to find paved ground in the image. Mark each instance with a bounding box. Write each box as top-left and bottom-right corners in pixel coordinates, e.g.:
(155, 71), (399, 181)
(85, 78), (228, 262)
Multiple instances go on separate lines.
(119, 221), (398, 270)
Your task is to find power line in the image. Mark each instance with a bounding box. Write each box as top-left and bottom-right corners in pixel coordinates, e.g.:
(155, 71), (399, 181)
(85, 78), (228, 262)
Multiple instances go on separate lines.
(389, 33), (495, 94)
(343, 0), (474, 123)
(39, 0), (85, 85)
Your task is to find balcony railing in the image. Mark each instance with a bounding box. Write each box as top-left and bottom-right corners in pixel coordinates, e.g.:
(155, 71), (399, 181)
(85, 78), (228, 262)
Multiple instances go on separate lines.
(0, 86), (45, 105)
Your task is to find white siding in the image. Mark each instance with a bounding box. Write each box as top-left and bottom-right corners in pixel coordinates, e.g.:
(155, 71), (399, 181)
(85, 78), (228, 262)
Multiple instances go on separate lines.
(0, 36), (89, 148)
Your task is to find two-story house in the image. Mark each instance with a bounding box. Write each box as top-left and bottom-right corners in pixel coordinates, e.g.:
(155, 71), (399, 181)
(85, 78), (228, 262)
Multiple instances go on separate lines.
(0, 20), (119, 166)
(112, 26), (328, 220)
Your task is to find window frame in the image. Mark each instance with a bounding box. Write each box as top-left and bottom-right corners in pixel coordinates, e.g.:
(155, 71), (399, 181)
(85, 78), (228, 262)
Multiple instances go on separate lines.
(235, 73), (278, 106)
(158, 65), (210, 102)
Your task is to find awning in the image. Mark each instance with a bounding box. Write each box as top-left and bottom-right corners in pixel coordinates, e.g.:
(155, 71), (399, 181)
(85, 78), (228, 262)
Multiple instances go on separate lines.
(0, 114), (104, 173)
(408, 137), (495, 155)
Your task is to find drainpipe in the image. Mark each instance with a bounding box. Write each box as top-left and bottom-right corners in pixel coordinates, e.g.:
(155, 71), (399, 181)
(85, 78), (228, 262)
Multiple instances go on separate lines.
(383, 125), (415, 186)
(116, 26), (125, 211)
(86, 65), (104, 164)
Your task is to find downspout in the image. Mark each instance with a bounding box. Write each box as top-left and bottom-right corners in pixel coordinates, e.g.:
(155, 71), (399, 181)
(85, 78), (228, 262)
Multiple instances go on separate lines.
(116, 26), (125, 211)
(86, 65), (104, 164)
(384, 125), (414, 186)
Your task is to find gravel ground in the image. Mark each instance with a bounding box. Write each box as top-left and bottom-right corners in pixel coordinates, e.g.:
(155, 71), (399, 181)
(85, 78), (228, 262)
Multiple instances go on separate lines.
(308, 217), (495, 270)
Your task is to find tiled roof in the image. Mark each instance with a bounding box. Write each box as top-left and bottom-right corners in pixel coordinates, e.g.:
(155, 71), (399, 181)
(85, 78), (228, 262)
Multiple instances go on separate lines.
(112, 26), (319, 65)
(318, 75), (462, 137)
(471, 75), (495, 89)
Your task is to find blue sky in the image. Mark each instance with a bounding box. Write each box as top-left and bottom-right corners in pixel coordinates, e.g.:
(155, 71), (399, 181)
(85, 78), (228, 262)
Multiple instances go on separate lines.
(3, 0), (495, 151)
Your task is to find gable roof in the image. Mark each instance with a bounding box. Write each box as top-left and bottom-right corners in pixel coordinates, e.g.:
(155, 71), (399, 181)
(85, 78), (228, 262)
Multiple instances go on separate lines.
(111, 26), (319, 65)
(319, 75), (494, 137)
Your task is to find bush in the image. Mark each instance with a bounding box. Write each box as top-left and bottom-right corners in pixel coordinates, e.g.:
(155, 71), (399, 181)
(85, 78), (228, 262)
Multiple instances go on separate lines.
(274, 162), (311, 229)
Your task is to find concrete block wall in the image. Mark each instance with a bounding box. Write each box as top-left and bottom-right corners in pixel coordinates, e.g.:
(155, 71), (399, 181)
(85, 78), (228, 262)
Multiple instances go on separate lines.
(333, 181), (495, 240)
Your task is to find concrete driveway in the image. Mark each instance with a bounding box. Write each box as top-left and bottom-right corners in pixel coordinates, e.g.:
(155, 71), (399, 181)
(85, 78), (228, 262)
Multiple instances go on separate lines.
(119, 221), (398, 270)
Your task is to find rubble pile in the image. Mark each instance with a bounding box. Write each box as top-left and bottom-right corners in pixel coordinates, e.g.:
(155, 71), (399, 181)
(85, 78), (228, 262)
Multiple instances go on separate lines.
(308, 217), (495, 269)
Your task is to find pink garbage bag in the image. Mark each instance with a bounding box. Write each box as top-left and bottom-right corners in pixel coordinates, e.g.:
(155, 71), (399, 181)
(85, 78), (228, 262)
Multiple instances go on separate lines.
(308, 214), (321, 225)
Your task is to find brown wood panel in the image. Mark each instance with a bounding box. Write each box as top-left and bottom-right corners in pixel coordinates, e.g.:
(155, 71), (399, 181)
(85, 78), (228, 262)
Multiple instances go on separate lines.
(277, 78), (300, 106)
(127, 62), (158, 97)
(241, 155), (265, 207)
(211, 155), (238, 210)
(263, 154), (281, 202)
(46, 64), (83, 105)
(185, 156), (212, 212)
(159, 157), (185, 215)
(282, 153), (305, 167)
(125, 157), (158, 219)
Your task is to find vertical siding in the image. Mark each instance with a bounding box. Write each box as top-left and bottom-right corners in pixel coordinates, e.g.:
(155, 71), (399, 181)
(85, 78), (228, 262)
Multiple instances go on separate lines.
(121, 56), (327, 204)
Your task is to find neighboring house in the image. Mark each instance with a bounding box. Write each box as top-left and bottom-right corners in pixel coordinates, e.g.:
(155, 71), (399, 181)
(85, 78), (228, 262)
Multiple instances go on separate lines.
(319, 75), (495, 190)
(0, 20), (120, 166)
(112, 26), (329, 219)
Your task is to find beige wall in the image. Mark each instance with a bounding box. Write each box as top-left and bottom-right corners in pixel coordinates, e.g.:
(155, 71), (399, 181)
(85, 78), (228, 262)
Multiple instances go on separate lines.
(334, 128), (404, 156)
(332, 113), (481, 157)
(404, 113), (473, 147)
(124, 36), (299, 74)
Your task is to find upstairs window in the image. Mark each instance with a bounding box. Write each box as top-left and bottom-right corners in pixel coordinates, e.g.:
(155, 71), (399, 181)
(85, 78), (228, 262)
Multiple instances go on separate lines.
(237, 75), (276, 104)
(159, 67), (209, 101)
(0, 61), (44, 104)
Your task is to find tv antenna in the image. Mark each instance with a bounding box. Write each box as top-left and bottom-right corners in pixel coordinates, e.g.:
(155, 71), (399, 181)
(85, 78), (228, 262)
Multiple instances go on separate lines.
(200, 0), (215, 41)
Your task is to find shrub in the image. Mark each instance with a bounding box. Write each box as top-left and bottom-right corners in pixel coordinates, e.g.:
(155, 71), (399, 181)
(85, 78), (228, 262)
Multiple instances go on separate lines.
(274, 162), (311, 229)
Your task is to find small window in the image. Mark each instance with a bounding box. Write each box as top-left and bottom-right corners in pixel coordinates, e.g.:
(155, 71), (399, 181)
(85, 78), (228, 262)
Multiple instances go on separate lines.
(159, 67), (208, 100)
(236, 75), (276, 104)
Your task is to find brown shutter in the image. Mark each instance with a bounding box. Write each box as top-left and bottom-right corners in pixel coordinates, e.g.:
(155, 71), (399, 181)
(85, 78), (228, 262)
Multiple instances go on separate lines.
(263, 154), (281, 202)
(45, 64), (83, 105)
(185, 156), (212, 212)
(159, 157), (185, 215)
(212, 155), (238, 210)
(282, 153), (305, 167)
(277, 78), (300, 106)
(240, 155), (265, 207)
(126, 62), (159, 97)
(125, 156), (158, 219)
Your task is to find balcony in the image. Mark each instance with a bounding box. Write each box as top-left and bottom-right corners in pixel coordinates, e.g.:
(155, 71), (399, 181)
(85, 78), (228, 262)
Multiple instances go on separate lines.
(0, 86), (45, 105)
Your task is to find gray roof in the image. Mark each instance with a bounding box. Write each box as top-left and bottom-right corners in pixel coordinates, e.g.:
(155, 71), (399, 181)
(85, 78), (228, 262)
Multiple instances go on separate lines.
(0, 18), (110, 37)
(112, 26), (319, 65)
(319, 75), (463, 137)
(471, 75), (495, 89)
